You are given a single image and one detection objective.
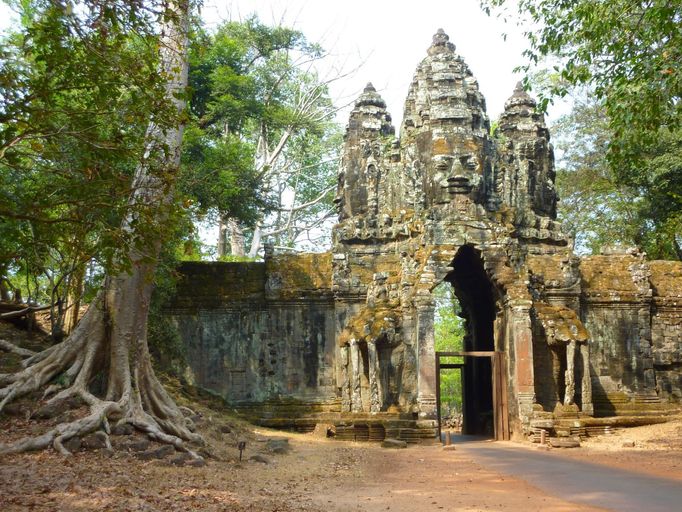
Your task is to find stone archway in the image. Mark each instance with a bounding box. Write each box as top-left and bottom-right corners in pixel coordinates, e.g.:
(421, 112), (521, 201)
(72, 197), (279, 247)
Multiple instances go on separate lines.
(429, 245), (507, 437)
(448, 245), (498, 435)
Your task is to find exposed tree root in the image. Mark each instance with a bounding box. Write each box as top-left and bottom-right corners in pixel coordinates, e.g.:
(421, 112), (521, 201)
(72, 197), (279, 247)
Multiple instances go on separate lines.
(0, 292), (204, 459)
(0, 339), (35, 358)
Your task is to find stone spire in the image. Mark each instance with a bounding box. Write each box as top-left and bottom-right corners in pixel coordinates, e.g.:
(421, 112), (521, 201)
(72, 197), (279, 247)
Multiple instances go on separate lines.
(504, 81), (537, 110)
(428, 28), (456, 55)
(355, 82), (387, 109)
(345, 82), (394, 139)
(498, 82), (558, 221)
(400, 29), (494, 209)
(500, 81), (544, 134)
(336, 84), (395, 220)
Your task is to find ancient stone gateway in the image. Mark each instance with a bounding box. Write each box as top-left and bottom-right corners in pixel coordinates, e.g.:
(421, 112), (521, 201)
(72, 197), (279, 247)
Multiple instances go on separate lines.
(170, 31), (682, 441)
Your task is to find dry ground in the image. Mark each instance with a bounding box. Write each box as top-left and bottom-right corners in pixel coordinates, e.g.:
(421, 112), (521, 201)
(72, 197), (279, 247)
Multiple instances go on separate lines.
(1, 321), (681, 511)
(0, 424), (618, 512)
(556, 416), (682, 481)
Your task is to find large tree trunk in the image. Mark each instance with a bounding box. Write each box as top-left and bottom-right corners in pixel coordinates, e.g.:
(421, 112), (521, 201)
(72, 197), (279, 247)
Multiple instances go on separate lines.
(216, 216), (246, 258)
(217, 216), (228, 258)
(0, 0), (200, 457)
(62, 262), (86, 336)
(247, 221), (262, 259)
(227, 218), (245, 257)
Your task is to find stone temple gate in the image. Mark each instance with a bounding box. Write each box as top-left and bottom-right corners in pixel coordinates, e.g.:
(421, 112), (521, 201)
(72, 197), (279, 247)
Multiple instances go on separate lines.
(170, 30), (682, 441)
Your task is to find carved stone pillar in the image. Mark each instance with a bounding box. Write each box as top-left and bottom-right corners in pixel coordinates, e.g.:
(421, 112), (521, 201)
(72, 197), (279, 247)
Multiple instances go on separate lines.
(368, 340), (383, 413)
(551, 348), (563, 403)
(580, 342), (593, 415)
(416, 300), (437, 418)
(349, 339), (363, 412)
(509, 299), (535, 426)
(339, 344), (351, 412)
(564, 340), (576, 405)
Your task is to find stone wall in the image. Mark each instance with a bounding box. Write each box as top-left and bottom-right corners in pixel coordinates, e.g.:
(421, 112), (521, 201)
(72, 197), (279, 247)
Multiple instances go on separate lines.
(169, 256), (338, 406)
(577, 253), (682, 415)
(651, 261), (682, 401)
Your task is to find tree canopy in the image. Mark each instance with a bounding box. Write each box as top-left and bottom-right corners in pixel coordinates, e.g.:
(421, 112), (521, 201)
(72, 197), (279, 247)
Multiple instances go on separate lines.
(0, 0), (183, 333)
(0, 0), (205, 457)
(185, 17), (341, 258)
(483, 0), (681, 167)
(552, 91), (682, 259)
(483, 0), (682, 259)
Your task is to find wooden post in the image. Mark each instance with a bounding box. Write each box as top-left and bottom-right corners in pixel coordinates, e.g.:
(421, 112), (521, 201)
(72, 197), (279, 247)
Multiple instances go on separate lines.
(492, 352), (499, 440)
(436, 354), (441, 440)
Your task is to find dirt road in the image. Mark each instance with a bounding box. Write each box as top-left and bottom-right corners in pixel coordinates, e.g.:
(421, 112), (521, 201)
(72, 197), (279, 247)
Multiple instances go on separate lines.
(309, 440), (605, 512)
(3, 326), (682, 511)
(0, 431), (617, 511)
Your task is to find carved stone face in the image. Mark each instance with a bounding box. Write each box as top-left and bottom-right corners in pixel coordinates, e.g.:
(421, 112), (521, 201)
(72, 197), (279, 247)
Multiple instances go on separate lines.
(432, 154), (455, 203)
(431, 152), (483, 202)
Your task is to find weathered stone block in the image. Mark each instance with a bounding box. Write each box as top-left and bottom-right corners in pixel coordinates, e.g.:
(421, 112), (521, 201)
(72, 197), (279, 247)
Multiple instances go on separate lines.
(549, 437), (581, 448)
(382, 438), (407, 449)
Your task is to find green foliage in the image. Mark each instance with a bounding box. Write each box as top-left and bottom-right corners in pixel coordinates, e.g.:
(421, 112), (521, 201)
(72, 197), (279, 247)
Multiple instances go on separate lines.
(180, 20), (266, 224)
(482, 0), (681, 171)
(634, 130), (682, 259)
(179, 124), (261, 224)
(433, 283), (465, 414)
(185, 16), (341, 256)
(553, 91), (682, 259)
(0, 1), (180, 307)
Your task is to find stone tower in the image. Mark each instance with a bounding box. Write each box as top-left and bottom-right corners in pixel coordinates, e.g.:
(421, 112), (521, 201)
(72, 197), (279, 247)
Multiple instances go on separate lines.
(330, 29), (673, 437)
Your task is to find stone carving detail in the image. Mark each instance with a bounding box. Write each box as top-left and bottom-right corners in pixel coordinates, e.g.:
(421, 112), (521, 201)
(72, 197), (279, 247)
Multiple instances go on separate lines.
(533, 303), (592, 411)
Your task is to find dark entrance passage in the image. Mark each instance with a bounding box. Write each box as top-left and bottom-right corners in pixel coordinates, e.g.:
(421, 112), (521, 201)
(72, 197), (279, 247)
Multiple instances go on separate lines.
(436, 245), (509, 440)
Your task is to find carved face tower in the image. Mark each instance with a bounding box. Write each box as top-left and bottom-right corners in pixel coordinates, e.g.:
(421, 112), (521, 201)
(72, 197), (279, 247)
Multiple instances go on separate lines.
(401, 29), (494, 208)
(335, 29), (563, 239)
(332, 30), (583, 438)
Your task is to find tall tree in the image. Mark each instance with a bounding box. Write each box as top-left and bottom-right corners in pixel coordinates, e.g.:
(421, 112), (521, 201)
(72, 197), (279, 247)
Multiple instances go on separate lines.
(186, 17), (341, 259)
(0, 0), (172, 334)
(553, 93), (682, 258)
(483, 0), (681, 259)
(0, 0), (200, 456)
